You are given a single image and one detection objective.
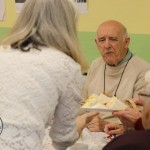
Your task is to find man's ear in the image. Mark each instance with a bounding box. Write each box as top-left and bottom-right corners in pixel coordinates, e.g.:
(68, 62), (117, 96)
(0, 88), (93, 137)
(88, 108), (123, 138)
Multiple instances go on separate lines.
(95, 38), (98, 46)
(125, 37), (130, 49)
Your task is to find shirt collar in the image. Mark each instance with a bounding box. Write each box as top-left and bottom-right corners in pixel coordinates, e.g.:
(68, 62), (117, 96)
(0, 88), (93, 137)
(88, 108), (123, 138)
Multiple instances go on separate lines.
(117, 50), (133, 66)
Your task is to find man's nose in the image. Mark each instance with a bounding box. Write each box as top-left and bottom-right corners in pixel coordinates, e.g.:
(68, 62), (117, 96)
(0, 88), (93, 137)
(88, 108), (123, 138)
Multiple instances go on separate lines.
(104, 39), (111, 49)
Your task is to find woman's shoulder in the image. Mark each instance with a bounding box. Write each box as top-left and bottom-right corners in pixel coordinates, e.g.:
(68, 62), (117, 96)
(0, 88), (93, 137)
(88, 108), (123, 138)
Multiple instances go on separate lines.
(42, 47), (78, 64)
(41, 47), (82, 79)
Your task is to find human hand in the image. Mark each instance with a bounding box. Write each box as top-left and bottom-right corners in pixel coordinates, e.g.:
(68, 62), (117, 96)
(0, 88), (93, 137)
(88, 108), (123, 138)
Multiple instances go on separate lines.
(104, 123), (125, 135)
(132, 98), (144, 106)
(76, 111), (99, 135)
(112, 108), (142, 128)
(86, 116), (109, 132)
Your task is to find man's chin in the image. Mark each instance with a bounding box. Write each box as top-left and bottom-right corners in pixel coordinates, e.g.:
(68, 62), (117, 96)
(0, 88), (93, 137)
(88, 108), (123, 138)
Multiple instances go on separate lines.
(104, 59), (118, 66)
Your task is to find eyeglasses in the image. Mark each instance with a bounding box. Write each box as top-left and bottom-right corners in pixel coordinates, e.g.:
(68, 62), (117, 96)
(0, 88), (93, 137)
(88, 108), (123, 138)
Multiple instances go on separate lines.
(138, 92), (150, 104)
(138, 92), (150, 97)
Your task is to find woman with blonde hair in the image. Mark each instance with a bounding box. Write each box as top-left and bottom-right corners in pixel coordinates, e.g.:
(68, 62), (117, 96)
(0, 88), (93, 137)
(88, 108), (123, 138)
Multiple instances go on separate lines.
(0, 0), (97, 149)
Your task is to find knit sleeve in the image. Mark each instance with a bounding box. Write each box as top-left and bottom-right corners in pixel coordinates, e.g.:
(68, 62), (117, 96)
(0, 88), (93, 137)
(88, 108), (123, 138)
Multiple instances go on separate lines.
(49, 59), (84, 149)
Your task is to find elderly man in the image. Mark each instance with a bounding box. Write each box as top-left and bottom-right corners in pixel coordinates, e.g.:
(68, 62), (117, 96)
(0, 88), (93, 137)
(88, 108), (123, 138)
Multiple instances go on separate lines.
(81, 20), (150, 132)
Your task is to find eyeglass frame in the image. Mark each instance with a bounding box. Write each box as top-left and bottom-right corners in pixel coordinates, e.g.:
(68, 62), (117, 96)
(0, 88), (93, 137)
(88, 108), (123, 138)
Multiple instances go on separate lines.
(138, 92), (150, 97)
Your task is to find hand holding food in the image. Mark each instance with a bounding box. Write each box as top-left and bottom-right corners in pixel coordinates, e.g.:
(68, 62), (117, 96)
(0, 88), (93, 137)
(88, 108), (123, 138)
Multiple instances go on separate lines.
(113, 108), (142, 128)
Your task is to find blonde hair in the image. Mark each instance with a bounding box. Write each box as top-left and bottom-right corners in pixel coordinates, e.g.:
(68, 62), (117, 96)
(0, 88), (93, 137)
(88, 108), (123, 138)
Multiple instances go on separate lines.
(1, 0), (88, 72)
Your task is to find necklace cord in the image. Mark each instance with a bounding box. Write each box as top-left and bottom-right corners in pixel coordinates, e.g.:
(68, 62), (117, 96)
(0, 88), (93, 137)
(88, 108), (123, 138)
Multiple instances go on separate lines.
(103, 54), (133, 97)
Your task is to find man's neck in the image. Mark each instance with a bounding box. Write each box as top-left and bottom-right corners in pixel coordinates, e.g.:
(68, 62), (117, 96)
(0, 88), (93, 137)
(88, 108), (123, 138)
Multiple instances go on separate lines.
(107, 50), (132, 67)
(117, 50), (132, 66)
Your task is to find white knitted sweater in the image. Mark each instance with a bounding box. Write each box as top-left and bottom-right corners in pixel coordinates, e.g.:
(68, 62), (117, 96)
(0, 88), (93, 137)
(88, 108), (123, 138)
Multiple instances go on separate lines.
(0, 46), (83, 150)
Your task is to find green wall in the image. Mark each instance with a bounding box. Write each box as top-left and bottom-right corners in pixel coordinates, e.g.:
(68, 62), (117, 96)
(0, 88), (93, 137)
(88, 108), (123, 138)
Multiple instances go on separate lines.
(0, 27), (10, 39)
(0, 27), (150, 65)
(79, 32), (150, 64)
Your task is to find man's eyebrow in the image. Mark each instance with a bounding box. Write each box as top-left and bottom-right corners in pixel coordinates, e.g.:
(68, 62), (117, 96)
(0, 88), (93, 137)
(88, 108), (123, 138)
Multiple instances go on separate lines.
(109, 36), (118, 38)
(109, 37), (118, 40)
(98, 37), (105, 39)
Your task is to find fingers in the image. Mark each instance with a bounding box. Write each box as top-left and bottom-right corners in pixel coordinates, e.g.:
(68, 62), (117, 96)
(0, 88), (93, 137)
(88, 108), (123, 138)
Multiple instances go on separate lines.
(79, 111), (99, 121)
(106, 128), (122, 135)
(113, 108), (134, 117)
(113, 109), (141, 128)
(86, 116), (106, 132)
(104, 123), (117, 132)
(84, 111), (99, 124)
(87, 124), (101, 132)
(84, 111), (99, 118)
(132, 98), (144, 106)
(104, 123), (125, 135)
(87, 115), (99, 125)
(112, 110), (125, 116)
(104, 125), (118, 135)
